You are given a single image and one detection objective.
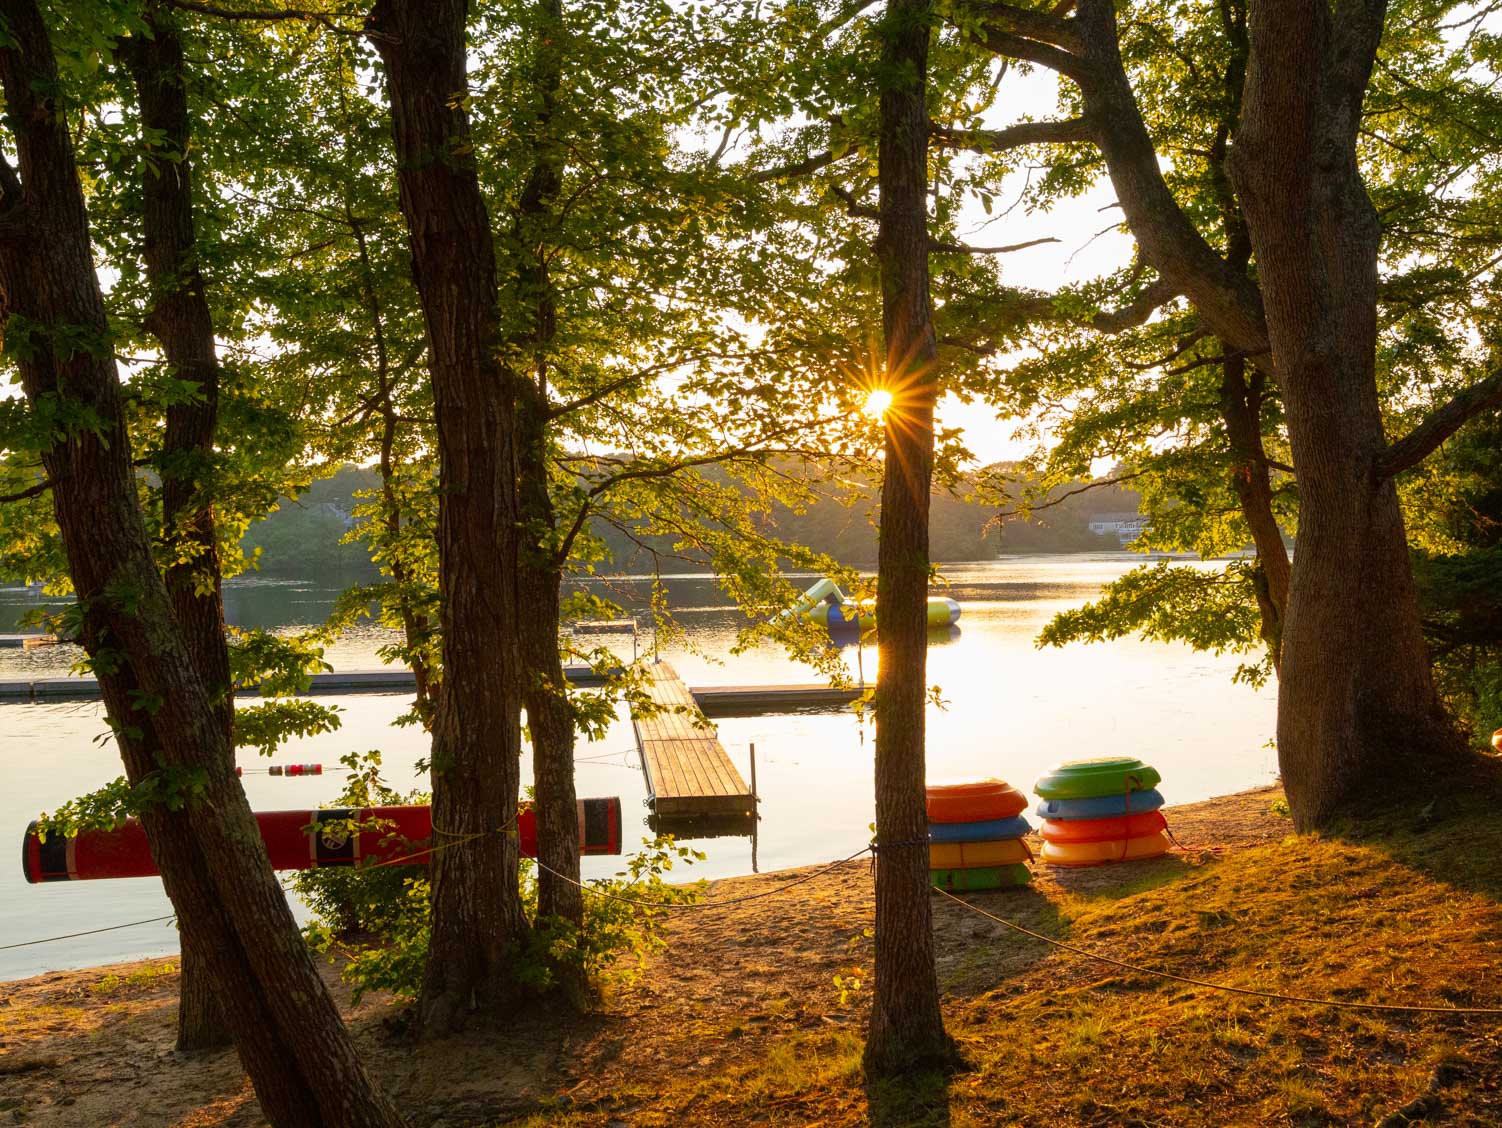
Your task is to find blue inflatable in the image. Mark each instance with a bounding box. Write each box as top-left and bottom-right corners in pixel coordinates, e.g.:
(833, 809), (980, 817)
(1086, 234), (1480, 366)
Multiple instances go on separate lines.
(928, 815), (1032, 843)
(1035, 789), (1165, 821)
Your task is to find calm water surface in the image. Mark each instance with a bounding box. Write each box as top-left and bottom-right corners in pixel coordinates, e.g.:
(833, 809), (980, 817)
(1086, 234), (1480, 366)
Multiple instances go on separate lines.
(0, 555), (1277, 979)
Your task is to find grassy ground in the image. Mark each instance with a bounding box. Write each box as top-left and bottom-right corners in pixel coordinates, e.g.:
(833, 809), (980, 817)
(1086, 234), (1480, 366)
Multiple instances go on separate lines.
(2, 783), (1501, 1126)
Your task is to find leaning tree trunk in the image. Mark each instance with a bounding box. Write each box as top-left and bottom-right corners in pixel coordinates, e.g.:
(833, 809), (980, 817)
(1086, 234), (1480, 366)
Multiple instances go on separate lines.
(517, 388), (583, 931)
(370, 0), (531, 1034)
(864, 0), (953, 1076)
(511, 0), (583, 936)
(0, 4), (406, 1123)
(1229, 0), (1463, 829)
(1219, 357), (1291, 670)
(122, 7), (234, 1053)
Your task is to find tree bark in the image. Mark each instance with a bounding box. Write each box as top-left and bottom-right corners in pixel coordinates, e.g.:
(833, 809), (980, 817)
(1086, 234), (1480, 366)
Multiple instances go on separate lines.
(1229, 0), (1464, 828)
(369, 0), (531, 1033)
(121, 5), (234, 1053)
(1220, 358), (1291, 669)
(865, 0), (954, 1076)
(0, 3), (406, 1123)
(510, 0), (583, 934)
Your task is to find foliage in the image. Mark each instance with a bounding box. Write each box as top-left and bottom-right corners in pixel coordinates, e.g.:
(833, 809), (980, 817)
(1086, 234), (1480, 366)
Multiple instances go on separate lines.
(296, 752), (704, 1004)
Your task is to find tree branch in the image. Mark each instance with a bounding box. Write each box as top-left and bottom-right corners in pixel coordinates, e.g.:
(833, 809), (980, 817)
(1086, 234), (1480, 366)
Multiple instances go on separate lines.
(969, 1), (1084, 50)
(993, 469), (1149, 520)
(829, 184), (880, 219)
(929, 235), (1058, 254)
(930, 117), (1092, 152)
(1377, 367), (1502, 480)
(0, 477), (51, 503)
(161, 0), (386, 40)
(749, 150), (839, 183)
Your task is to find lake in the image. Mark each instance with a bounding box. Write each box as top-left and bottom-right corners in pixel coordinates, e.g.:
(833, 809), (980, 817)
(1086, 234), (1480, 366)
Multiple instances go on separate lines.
(0, 554), (1278, 980)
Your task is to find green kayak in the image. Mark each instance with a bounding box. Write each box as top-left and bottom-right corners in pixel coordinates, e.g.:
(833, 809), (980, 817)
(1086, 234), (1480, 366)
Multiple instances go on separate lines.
(929, 864), (1031, 892)
(1033, 757), (1162, 801)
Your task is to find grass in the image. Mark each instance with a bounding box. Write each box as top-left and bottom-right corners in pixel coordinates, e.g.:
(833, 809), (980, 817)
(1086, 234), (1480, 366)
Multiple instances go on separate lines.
(503, 787), (1502, 1127)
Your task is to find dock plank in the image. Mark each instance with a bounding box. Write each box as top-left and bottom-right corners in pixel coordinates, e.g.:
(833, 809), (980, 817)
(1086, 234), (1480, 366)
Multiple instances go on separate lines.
(632, 661), (754, 818)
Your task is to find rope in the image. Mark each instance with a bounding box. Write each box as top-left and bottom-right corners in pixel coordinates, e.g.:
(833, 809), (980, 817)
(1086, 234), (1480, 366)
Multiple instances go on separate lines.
(533, 844), (874, 911)
(931, 885), (1502, 1017)
(0, 914), (177, 951)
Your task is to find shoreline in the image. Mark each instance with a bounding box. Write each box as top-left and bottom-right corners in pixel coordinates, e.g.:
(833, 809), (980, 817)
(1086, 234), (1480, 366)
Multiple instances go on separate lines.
(8, 780), (1502, 1126)
(2, 785), (1284, 988)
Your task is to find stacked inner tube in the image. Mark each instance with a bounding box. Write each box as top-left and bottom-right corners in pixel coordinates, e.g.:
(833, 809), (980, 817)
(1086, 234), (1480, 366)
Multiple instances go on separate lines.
(1034, 757), (1170, 867)
(925, 779), (1032, 890)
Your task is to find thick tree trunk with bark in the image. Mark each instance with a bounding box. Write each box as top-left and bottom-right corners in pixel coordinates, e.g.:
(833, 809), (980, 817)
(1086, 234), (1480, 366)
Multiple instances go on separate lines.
(370, 0), (530, 1033)
(122, 7), (234, 1053)
(865, 0), (954, 1077)
(1229, 0), (1463, 828)
(0, 4), (406, 1123)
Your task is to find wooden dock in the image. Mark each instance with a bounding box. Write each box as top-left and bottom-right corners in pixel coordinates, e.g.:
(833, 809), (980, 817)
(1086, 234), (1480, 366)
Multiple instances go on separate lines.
(691, 682), (862, 716)
(633, 661), (755, 819)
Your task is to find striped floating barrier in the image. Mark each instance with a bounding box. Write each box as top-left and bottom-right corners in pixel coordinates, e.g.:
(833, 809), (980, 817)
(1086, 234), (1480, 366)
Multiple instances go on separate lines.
(21, 798), (621, 883)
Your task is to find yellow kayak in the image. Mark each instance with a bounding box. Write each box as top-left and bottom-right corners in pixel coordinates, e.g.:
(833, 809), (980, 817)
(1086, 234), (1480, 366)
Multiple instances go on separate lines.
(929, 838), (1032, 870)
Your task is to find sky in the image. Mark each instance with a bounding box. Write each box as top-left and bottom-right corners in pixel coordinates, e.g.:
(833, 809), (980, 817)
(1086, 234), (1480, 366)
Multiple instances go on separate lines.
(928, 66), (1136, 466)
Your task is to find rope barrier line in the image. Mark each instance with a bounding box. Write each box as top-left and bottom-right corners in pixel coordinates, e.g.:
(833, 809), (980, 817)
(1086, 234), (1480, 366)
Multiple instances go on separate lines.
(931, 885), (1502, 1017)
(0, 914), (177, 951)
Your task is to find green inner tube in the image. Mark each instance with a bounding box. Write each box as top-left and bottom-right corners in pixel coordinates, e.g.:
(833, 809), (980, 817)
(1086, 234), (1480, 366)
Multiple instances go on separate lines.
(1033, 756), (1162, 800)
(929, 863), (1031, 891)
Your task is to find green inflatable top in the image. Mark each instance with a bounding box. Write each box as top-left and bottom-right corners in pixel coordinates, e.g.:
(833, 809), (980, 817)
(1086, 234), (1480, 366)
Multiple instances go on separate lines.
(1033, 756), (1162, 801)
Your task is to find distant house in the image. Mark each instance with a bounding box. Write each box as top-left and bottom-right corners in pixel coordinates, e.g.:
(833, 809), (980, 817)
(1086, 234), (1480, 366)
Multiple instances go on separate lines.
(1088, 512), (1148, 544)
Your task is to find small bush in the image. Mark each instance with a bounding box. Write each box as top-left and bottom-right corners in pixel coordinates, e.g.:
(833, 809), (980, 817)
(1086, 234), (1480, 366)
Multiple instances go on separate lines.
(294, 751), (703, 1004)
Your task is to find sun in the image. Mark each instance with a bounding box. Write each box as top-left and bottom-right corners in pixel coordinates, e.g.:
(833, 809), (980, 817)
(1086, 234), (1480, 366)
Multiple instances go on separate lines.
(862, 388), (894, 419)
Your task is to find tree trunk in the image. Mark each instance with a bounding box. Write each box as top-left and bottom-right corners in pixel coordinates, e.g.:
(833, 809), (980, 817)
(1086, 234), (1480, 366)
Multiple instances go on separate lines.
(0, 4), (406, 1123)
(122, 6), (234, 1053)
(369, 0), (530, 1033)
(1219, 358), (1290, 669)
(1230, 0), (1464, 829)
(511, 0), (582, 935)
(518, 389), (582, 930)
(864, 0), (954, 1077)
(352, 209), (435, 718)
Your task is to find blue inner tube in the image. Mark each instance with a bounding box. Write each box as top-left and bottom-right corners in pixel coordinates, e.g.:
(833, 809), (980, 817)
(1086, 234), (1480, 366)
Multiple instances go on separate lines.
(928, 815), (1032, 843)
(1035, 789), (1165, 821)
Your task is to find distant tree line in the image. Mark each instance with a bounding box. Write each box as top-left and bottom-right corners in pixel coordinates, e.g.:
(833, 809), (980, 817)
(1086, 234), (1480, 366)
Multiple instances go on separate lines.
(241, 462), (1148, 580)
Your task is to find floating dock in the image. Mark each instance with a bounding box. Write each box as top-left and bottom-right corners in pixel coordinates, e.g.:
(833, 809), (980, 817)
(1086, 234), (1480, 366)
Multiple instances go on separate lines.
(632, 661), (756, 819)
(0, 664), (619, 702)
(691, 682), (862, 716)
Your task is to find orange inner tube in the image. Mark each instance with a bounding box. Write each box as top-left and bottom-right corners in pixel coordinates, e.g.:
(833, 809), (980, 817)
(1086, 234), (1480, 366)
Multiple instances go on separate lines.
(926, 779), (1028, 823)
(1040, 810), (1168, 844)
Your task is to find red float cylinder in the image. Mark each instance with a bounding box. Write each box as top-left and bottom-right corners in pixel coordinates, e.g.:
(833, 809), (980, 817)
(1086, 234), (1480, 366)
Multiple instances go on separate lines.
(21, 797), (622, 883)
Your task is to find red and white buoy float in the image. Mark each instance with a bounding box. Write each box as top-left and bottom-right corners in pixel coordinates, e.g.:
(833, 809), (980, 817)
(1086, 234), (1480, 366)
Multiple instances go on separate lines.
(21, 797), (621, 883)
